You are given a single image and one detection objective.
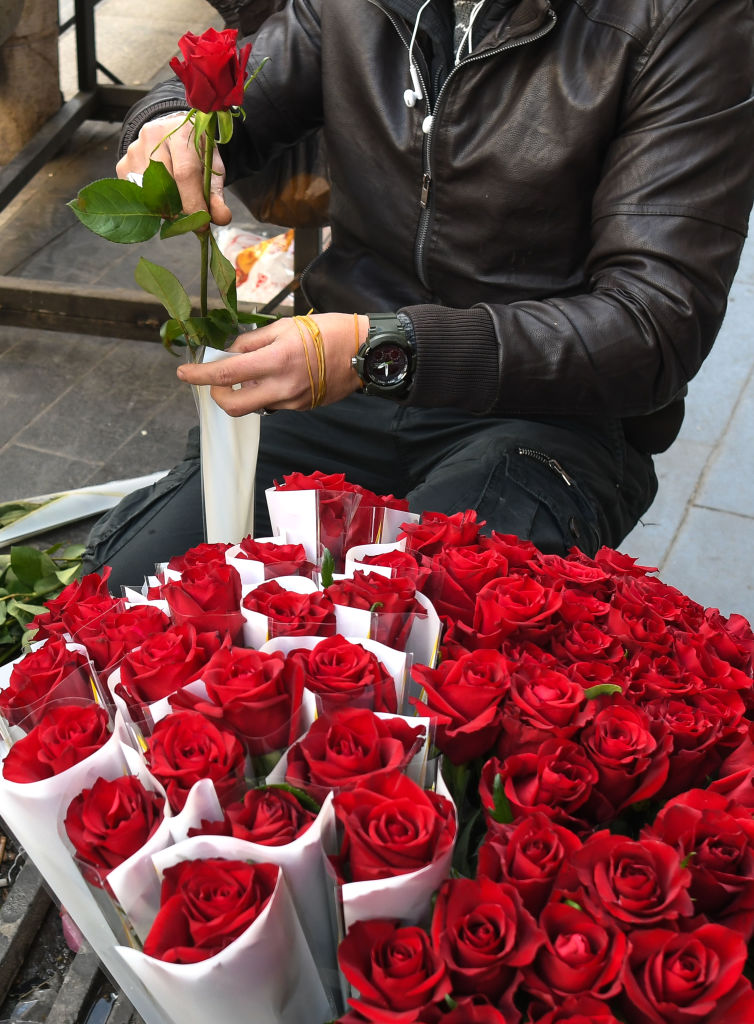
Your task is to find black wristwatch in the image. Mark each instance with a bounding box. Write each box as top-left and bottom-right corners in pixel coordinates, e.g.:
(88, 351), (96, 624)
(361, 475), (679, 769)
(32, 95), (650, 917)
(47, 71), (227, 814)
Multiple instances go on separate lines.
(352, 313), (417, 398)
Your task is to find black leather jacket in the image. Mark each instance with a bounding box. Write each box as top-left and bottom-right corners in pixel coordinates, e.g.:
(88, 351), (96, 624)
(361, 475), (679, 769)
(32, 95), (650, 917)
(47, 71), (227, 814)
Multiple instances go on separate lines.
(121, 0), (754, 452)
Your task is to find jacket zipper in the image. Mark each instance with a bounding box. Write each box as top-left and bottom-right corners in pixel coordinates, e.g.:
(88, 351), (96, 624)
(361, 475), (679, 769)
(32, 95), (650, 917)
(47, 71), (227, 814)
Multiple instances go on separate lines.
(415, 4), (557, 287)
(518, 447), (575, 487)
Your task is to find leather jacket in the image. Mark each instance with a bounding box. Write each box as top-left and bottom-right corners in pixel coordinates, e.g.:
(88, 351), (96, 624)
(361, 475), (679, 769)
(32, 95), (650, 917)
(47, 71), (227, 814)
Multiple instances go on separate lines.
(121, 0), (754, 453)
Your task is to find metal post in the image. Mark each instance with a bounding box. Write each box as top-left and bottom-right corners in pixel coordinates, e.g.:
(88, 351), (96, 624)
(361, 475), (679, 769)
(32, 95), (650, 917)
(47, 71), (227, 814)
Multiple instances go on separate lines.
(74, 0), (97, 92)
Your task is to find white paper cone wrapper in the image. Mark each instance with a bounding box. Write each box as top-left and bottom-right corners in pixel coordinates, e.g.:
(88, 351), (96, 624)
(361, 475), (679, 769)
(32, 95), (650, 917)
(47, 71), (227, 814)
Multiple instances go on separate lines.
(321, 777), (457, 936)
(107, 777), (223, 944)
(344, 541), (405, 578)
(194, 347), (260, 544)
(226, 536), (299, 586)
(0, 712), (174, 1024)
(116, 840), (332, 1024)
(261, 633), (408, 712)
(241, 575), (320, 648)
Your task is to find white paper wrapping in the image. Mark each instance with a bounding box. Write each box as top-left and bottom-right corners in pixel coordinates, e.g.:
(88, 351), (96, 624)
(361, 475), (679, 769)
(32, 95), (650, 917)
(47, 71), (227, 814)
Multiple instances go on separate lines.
(321, 771), (457, 936)
(194, 347), (260, 544)
(115, 837), (333, 1024)
(107, 776), (224, 944)
(0, 712), (174, 1024)
(240, 574), (320, 648)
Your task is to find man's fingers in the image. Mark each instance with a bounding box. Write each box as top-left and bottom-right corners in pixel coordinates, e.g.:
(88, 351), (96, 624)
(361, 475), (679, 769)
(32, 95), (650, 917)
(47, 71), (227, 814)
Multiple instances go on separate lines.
(208, 147), (232, 225)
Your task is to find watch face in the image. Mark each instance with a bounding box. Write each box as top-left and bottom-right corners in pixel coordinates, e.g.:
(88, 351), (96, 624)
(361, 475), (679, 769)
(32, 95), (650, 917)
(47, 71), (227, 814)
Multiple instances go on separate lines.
(365, 340), (409, 387)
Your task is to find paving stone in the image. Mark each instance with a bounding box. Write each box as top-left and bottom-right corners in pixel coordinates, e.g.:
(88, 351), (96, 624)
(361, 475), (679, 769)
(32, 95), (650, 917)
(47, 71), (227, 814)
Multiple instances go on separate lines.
(696, 371), (754, 516)
(0, 445), (99, 503)
(13, 340), (194, 463)
(622, 437), (713, 570)
(660, 505), (754, 624)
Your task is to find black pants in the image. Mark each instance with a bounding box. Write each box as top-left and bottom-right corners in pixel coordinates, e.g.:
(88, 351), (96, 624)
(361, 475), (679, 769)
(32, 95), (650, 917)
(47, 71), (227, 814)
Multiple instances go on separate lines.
(83, 396), (657, 590)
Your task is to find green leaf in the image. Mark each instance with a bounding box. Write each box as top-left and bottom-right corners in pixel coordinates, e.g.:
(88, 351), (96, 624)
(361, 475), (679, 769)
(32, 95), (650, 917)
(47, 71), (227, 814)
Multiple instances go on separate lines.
(0, 603), (6, 626)
(320, 549), (335, 589)
(583, 682), (623, 700)
(216, 110), (235, 145)
(563, 899), (583, 911)
(141, 158), (182, 218)
(55, 564), (81, 586)
(490, 772), (514, 824)
(134, 258), (193, 323)
(160, 210), (211, 239)
(59, 544), (86, 561)
(68, 179), (161, 243)
(34, 574), (64, 597)
(264, 783), (322, 815)
(192, 111), (214, 151)
(209, 231), (238, 317)
(237, 310), (278, 328)
(11, 546), (56, 586)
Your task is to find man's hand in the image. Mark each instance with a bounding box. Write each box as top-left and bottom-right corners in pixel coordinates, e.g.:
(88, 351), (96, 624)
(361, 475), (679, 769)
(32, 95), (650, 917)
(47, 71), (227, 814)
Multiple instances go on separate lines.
(176, 313), (370, 415)
(115, 114), (232, 225)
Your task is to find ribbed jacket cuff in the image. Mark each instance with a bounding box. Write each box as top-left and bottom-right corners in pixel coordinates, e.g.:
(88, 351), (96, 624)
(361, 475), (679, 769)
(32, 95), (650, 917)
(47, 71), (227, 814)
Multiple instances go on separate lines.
(398, 304), (499, 414)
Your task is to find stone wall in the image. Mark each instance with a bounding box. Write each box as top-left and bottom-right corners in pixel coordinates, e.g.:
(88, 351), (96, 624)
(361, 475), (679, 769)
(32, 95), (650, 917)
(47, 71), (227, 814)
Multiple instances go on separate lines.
(0, 0), (61, 163)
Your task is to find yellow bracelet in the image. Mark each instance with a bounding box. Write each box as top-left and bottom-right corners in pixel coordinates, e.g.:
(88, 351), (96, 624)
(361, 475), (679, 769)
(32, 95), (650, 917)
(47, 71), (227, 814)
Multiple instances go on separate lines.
(293, 314), (327, 409)
(292, 316), (317, 408)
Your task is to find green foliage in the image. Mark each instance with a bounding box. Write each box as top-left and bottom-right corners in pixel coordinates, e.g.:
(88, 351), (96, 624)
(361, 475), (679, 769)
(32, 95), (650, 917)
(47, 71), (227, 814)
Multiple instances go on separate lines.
(0, 525), (84, 666)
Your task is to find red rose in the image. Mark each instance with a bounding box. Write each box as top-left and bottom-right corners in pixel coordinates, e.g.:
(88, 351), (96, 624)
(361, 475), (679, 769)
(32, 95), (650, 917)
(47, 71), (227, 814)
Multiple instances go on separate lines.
(114, 623), (224, 721)
(422, 544), (510, 626)
(236, 537), (312, 578)
(562, 831), (693, 931)
(289, 635), (398, 714)
(327, 571), (424, 651)
(337, 918), (450, 1022)
(167, 541), (231, 575)
(420, 997), (511, 1023)
(411, 649), (512, 764)
(399, 510), (483, 558)
(481, 743), (598, 828)
(549, 620), (624, 664)
(473, 575), (563, 645)
(534, 551), (611, 591)
(495, 656), (593, 759)
(2, 703), (111, 783)
(529, 996), (621, 1024)
(163, 561), (243, 641)
(242, 580), (335, 638)
(331, 771), (455, 883)
(29, 568), (114, 642)
(345, 485), (409, 550)
(284, 706), (425, 798)
(643, 788), (754, 938)
(169, 646), (302, 756)
(644, 692), (740, 798)
(75, 602), (171, 675)
(359, 549), (431, 591)
(621, 924), (754, 1024)
(225, 786), (317, 845)
(169, 28), (251, 112)
(431, 876), (542, 1011)
(64, 775), (164, 878)
(0, 638), (92, 728)
(580, 699), (672, 821)
(523, 902), (627, 1007)
(143, 858), (278, 963)
(477, 812), (582, 918)
(145, 709), (246, 812)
